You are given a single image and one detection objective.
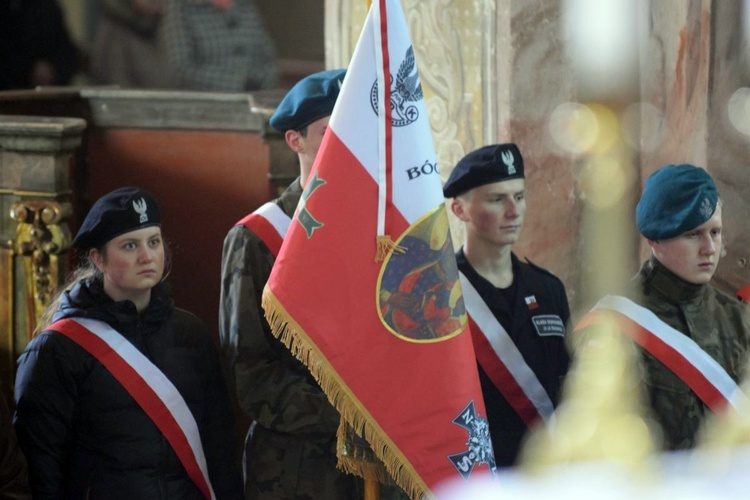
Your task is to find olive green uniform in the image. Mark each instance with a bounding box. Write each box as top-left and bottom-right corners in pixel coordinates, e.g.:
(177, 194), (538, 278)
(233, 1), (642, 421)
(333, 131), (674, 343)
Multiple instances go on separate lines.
(220, 180), (359, 499)
(623, 257), (750, 450)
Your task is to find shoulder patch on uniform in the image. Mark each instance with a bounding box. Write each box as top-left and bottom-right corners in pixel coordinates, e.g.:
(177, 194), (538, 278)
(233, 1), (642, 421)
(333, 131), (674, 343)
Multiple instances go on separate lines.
(531, 315), (565, 337)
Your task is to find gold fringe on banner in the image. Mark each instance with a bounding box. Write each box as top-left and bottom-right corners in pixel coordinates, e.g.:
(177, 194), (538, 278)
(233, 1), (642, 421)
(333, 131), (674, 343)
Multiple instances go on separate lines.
(375, 235), (406, 262)
(262, 286), (428, 499)
(338, 422), (393, 484)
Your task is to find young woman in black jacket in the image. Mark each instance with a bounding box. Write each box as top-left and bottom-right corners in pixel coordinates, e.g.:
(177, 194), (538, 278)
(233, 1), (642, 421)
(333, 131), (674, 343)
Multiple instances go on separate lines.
(14, 187), (242, 499)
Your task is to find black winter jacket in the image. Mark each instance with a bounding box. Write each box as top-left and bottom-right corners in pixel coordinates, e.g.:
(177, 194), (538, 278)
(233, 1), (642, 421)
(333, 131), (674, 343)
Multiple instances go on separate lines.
(14, 279), (242, 499)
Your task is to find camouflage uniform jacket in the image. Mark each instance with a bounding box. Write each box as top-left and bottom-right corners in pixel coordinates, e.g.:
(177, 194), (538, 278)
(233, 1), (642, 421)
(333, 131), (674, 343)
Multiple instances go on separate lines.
(623, 257), (750, 450)
(219, 179), (359, 499)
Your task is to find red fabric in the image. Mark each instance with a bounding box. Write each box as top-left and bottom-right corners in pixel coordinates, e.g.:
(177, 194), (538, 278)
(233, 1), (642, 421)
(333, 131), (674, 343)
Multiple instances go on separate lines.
(239, 212), (284, 257)
(737, 284), (750, 304)
(265, 1), (492, 493)
(575, 311), (729, 414)
(469, 317), (542, 427)
(269, 130), (491, 493)
(378, 0), (394, 211)
(210, 0), (233, 11)
(51, 319), (213, 499)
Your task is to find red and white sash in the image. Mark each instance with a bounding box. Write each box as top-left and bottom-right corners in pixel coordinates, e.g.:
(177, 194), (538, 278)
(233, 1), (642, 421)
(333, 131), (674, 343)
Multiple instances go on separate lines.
(50, 317), (216, 500)
(238, 202), (291, 257)
(576, 295), (749, 416)
(459, 272), (555, 427)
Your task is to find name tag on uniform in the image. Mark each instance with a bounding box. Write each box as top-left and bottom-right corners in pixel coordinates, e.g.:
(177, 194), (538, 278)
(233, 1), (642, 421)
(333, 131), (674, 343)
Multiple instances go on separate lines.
(531, 315), (565, 337)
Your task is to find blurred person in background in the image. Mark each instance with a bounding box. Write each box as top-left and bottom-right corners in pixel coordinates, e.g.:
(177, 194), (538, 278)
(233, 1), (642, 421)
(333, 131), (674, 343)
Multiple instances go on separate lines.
(90, 0), (175, 88)
(0, 0), (80, 90)
(161, 0), (278, 92)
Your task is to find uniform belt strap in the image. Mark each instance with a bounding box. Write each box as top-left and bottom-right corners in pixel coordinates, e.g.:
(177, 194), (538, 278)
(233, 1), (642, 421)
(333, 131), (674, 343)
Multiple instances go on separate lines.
(237, 202), (291, 257)
(576, 295), (748, 416)
(50, 317), (216, 500)
(460, 272), (554, 427)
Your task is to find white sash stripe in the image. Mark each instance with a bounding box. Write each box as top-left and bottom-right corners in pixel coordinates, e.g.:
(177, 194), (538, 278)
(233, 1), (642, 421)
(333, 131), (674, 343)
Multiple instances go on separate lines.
(459, 272), (555, 421)
(254, 202), (291, 238)
(72, 318), (216, 500)
(594, 295), (749, 412)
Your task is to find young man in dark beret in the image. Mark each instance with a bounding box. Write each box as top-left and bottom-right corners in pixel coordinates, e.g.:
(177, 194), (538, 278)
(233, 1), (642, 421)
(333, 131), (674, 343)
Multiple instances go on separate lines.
(444, 143), (571, 467)
(579, 163), (750, 450)
(219, 70), (366, 499)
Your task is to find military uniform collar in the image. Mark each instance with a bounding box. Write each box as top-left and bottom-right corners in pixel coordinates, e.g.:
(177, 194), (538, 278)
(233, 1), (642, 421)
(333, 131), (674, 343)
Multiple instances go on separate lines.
(278, 177), (304, 217)
(642, 256), (704, 302)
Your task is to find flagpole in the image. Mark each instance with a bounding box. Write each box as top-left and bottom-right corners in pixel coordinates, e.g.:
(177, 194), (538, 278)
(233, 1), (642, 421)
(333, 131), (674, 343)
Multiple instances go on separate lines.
(364, 0), (380, 500)
(365, 7), (379, 500)
(364, 0), (382, 497)
(364, 478), (380, 500)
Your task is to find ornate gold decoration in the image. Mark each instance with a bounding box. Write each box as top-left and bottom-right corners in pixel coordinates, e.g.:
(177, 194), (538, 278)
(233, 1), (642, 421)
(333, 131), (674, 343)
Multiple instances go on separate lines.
(11, 200), (72, 336)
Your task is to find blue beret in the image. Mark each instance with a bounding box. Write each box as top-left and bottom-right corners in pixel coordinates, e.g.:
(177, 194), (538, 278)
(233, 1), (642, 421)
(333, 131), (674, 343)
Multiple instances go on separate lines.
(73, 187), (161, 250)
(636, 164), (718, 240)
(443, 143), (524, 198)
(269, 69), (346, 132)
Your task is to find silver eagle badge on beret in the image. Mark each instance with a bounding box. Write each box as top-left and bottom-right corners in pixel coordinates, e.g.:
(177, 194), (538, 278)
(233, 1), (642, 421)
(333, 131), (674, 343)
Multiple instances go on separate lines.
(699, 197), (713, 220)
(133, 198), (149, 223)
(501, 150), (517, 175)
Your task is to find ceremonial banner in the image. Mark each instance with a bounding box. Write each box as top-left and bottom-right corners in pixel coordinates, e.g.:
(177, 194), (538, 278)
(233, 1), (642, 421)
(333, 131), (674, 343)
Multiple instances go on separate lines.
(262, 0), (495, 496)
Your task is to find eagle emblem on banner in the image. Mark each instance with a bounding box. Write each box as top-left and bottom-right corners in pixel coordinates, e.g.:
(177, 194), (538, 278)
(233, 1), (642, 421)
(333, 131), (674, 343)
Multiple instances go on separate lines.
(370, 46), (424, 127)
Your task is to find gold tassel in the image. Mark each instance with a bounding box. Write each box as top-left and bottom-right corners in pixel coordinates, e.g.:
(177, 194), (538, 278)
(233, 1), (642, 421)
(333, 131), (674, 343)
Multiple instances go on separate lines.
(262, 286), (427, 499)
(375, 235), (407, 262)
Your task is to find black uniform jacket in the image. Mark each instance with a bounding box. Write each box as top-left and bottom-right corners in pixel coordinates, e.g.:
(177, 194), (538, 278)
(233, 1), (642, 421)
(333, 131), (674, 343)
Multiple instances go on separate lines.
(14, 279), (242, 500)
(457, 249), (570, 467)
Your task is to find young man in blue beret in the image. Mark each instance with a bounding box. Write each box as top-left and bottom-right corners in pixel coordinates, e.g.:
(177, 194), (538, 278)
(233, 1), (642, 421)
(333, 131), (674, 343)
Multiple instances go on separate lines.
(579, 163), (750, 450)
(444, 143), (571, 467)
(219, 70), (364, 498)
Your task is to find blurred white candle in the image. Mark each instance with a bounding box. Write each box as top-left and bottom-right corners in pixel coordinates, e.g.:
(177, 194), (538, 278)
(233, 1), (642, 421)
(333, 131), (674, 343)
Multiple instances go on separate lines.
(563, 0), (646, 100)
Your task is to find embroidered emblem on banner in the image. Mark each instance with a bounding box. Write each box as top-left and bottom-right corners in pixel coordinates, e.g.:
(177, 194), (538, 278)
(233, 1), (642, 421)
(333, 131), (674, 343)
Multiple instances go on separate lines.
(133, 198), (148, 223)
(296, 172), (326, 238)
(447, 401), (496, 480)
(377, 206), (466, 342)
(370, 46), (423, 127)
(531, 315), (565, 337)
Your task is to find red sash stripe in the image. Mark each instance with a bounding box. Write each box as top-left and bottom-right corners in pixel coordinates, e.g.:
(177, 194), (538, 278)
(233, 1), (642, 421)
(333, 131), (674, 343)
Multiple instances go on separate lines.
(459, 272), (553, 427)
(469, 317), (542, 427)
(575, 295), (747, 417)
(51, 318), (215, 499)
(239, 211), (285, 257)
